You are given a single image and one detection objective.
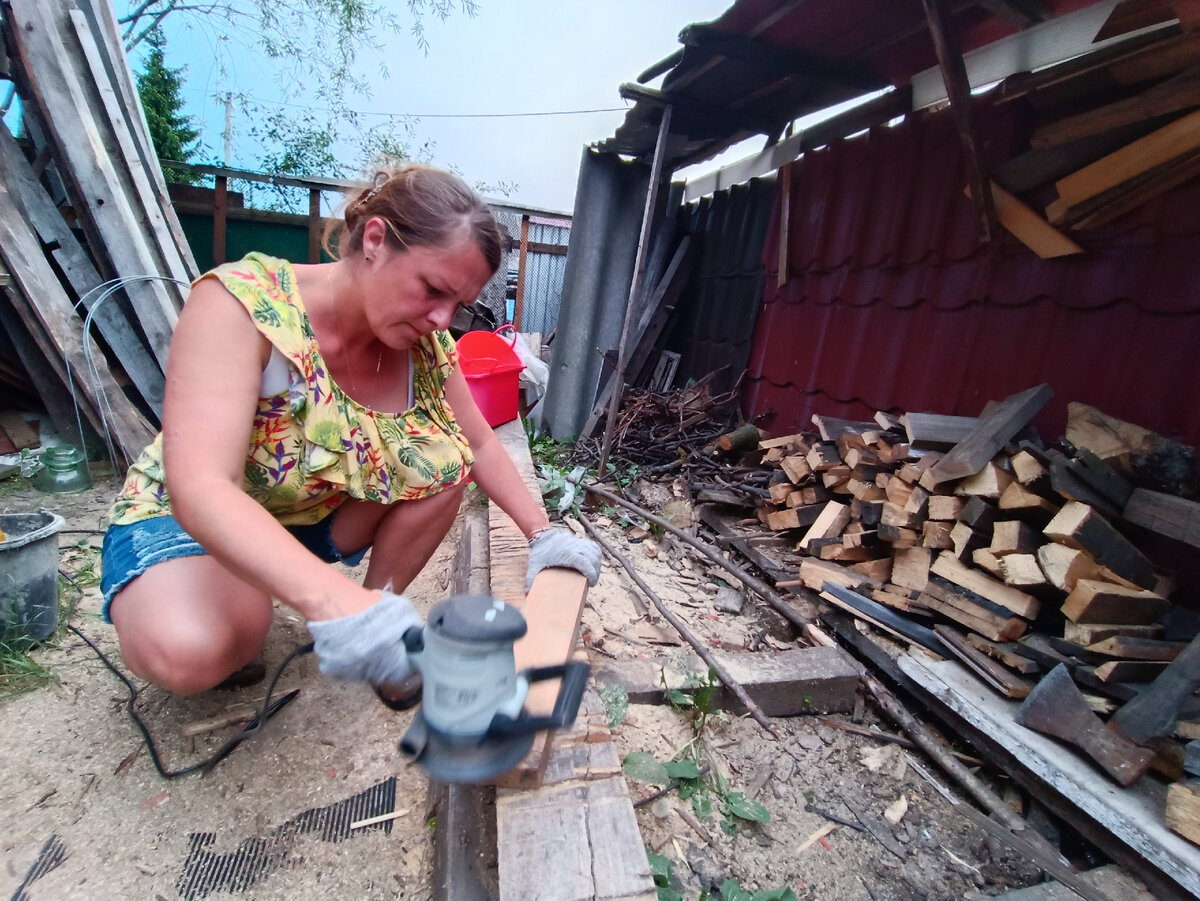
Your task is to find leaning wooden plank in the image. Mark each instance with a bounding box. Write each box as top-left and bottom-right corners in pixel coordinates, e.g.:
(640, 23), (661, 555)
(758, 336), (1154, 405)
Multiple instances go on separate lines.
(488, 419), (586, 789)
(965, 180), (1083, 258)
(1044, 501), (1156, 589)
(1049, 106), (1200, 211)
(0, 119), (164, 416)
(899, 653), (1200, 899)
(496, 776), (654, 901)
(75, 0), (198, 276)
(1066, 145), (1200, 230)
(925, 385), (1053, 486)
(66, 7), (193, 286)
(5, 0), (180, 368)
(820, 583), (950, 657)
(1123, 488), (1200, 549)
(0, 181), (154, 460)
(593, 646), (861, 716)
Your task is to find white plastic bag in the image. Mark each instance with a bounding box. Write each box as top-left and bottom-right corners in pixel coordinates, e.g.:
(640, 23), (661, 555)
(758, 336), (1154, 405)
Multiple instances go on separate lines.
(498, 326), (550, 399)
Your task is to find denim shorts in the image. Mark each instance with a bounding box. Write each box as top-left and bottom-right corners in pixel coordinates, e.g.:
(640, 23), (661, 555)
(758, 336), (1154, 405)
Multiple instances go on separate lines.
(99, 513), (371, 622)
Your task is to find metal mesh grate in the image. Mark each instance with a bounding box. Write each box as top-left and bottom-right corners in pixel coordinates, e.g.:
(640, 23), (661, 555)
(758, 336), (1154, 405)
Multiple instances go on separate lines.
(9, 834), (66, 901)
(176, 777), (398, 900)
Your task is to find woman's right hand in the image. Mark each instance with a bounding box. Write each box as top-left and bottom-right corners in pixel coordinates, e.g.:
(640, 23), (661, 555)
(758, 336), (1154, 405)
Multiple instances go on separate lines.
(306, 590), (423, 684)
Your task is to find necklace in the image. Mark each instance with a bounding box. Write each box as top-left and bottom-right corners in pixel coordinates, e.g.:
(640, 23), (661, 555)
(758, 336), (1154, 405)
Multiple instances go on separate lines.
(326, 264), (381, 400)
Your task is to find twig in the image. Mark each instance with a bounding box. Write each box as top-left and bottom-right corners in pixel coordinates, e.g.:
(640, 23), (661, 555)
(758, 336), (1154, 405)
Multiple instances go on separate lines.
(581, 481), (811, 631)
(815, 716), (983, 766)
(633, 763), (712, 808)
(580, 515), (780, 739)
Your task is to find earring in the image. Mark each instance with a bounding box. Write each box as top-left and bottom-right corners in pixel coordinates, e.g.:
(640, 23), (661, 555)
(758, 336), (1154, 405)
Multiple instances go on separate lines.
(365, 254), (373, 262)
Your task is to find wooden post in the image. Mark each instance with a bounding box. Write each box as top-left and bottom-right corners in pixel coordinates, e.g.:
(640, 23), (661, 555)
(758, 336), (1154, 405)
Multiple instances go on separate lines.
(598, 104), (672, 475)
(514, 214), (530, 329)
(777, 159), (792, 288)
(922, 0), (997, 244)
(213, 174), (228, 265)
(307, 187), (322, 263)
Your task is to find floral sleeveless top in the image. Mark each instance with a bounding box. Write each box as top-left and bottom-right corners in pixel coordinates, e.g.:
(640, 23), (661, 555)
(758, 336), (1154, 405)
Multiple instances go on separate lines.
(109, 253), (474, 527)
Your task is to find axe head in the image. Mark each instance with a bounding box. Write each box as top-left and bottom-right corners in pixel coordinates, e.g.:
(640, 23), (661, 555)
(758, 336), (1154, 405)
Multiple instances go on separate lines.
(1016, 664), (1153, 787)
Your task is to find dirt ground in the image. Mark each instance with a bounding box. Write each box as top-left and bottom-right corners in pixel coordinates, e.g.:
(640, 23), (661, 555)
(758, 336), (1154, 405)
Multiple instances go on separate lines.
(0, 462), (1064, 901)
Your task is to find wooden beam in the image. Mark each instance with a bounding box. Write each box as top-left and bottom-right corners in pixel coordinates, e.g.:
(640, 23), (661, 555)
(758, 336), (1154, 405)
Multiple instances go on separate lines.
(307, 188), (322, 263)
(925, 384), (1053, 486)
(926, 0), (993, 241)
(618, 82), (775, 138)
(1123, 488), (1200, 548)
(966, 180), (1084, 258)
(213, 175), (228, 265)
(514, 215), (529, 331)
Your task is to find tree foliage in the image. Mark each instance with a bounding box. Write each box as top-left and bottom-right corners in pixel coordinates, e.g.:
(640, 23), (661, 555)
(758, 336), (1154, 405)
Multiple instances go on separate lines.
(134, 28), (202, 184)
(118, 1), (479, 109)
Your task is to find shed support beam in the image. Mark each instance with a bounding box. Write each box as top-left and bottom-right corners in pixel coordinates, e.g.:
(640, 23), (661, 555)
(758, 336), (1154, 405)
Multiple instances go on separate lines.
(923, 0), (998, 244)
(618, 82), (774, 139)
(597, 105), (672, 472)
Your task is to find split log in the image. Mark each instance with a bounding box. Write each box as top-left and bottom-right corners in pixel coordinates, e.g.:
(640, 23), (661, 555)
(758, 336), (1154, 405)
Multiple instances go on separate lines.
(1044, 501), (1156, 589)
(932, 551), (1041, 619)
(1061, 579), (1170, 625)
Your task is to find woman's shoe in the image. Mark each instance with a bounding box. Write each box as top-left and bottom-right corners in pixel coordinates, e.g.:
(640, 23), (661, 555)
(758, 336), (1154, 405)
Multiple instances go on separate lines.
(372, 673), (423, 711)
(215, 656), (267, 690)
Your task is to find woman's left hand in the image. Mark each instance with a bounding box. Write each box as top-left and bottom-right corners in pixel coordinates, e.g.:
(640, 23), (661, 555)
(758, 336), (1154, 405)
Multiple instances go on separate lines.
(525, 527), (603, 592)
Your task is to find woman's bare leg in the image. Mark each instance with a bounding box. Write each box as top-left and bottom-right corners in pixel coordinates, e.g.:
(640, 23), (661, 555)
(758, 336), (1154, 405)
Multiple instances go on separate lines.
(330, 483), (466, 593)
(108, 555), (274, 696)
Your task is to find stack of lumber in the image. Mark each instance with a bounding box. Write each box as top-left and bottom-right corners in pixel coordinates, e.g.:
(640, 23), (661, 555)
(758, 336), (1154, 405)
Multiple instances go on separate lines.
(0, 0), (197, 462)
(987, 17), (1200, 247)
(750, 385), (1200, 842)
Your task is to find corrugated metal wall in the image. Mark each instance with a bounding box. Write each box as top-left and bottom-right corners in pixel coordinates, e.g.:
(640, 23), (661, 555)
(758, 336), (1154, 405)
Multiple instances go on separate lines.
(521, 218), (570, 337)
(740, 94), (1200, 451)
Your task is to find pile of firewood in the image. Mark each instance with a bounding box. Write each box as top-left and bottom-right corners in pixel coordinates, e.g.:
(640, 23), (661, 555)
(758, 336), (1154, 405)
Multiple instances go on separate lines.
(742, 384), (1200, 843)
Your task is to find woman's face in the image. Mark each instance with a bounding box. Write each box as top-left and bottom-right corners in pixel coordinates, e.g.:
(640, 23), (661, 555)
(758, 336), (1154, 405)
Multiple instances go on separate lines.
(362, 229), (494, 347)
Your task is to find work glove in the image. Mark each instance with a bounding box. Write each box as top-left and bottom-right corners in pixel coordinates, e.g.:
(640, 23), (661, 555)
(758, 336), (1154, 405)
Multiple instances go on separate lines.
(526, 527), (603, 592)
(307, 590), (423, 685)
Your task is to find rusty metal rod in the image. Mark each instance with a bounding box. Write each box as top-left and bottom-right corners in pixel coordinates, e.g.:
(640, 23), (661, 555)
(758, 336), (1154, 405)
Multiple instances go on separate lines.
(579, 514), (779, 739)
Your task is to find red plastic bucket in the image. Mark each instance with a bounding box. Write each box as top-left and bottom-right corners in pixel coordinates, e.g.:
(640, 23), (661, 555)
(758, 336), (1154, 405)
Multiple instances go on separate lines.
(457, 328), (525, 427)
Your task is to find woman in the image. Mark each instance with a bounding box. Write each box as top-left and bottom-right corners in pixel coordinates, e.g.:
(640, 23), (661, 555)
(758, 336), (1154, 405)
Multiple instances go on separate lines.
(99, 165), (600, 696)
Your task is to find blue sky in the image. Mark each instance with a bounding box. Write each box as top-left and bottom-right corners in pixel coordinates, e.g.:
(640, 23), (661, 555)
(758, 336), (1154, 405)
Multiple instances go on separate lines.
(124, 1), (735, 213)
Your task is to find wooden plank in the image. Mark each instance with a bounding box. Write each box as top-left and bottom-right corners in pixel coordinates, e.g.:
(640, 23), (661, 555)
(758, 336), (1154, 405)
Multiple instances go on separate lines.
(903, 412), (978, 450)
(1166, 778), (1200, 847)
(820, 583), (950, 657)
(1088, 636), (1189, 661)
(966, 180), (1083, 258)
(65, 7), (193, 285)
(1044, 501), (1156, 589)
(0, 180), (154, 460)
(925, 385), (1053, 485)
(899, 653), (1200, 899)
(1034, 63), (1200, 148)
(593, 646), (861, 716)
(0, 119), (164, 416)
(1094, 660), (1170, 682)
(1123, 488), (1200, 548)
(0, 290), (86, 442)
(999, 482), (1061, 520)
(5, 0), (180, 368)
(0, 410), (38, 449)
(991, 520), (1042, 556)
(79, 0), (198, 275)
(964, 633), (1041, 674)
(496, 777), (654, 901)
(1049, 105), (1200, 210)
(956, 461), (1016, 499)
(935, 624), (1035, 698)
(488, 419), (587, 789)
(1063, 621), (1163, 646)
(932, 551), (1041, 619)
(918, 582), (1028, 643)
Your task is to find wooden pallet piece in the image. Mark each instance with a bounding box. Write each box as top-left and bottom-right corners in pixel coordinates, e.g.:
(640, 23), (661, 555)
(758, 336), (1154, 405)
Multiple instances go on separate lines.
(0, 179), (154, 459)
(1123, 488), (1200, 549)
(5, 0), (181, 368)
(0, 119), (165, 416)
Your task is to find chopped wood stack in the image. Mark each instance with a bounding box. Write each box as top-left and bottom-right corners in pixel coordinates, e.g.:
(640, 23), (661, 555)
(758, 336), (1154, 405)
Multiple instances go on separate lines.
(0, 0), (197, 462)
(750, 387), (1200, 835)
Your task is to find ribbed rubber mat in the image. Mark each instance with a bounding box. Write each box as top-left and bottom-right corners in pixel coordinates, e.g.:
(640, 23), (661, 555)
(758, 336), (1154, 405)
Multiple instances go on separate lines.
(176, 776), (398, 900)
(9, 834), (66, 901)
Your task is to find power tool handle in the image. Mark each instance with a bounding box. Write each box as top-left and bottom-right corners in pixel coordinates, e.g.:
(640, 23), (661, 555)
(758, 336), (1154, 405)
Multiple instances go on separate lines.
(495, 661), (590, 733)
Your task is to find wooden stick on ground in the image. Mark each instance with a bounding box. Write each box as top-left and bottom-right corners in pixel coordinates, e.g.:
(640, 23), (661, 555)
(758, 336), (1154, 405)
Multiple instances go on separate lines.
(583, 481), (811, 631)
(579, 514), (779, 739)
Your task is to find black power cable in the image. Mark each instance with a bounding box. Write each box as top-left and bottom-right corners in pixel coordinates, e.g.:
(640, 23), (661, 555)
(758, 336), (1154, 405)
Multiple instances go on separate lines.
(68, 624), (312, 779)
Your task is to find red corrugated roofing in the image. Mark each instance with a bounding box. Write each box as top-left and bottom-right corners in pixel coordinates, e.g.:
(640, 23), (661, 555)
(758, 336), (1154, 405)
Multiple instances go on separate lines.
(743, 93), (1200, 450)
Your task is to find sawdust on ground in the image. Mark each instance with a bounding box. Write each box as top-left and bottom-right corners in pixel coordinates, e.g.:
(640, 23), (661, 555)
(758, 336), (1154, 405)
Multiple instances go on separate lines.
(1, 470), (1054, 901)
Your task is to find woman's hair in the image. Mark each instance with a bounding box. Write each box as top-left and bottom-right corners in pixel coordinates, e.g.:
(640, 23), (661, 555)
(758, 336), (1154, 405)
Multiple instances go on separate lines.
(324, 164), (504, 274)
